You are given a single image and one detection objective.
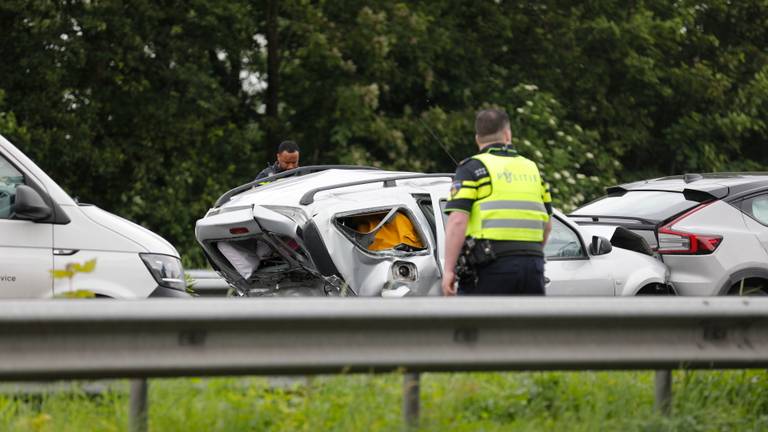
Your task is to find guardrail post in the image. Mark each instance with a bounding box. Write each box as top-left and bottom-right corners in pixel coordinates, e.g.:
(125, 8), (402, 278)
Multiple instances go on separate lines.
(129, 378), (149, 432)
(403, 372), (420, 429)
(654, 370), (672, 415)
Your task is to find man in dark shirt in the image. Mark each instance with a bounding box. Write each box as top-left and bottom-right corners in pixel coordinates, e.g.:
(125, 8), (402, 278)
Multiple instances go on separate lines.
(255, 140), (300, 180)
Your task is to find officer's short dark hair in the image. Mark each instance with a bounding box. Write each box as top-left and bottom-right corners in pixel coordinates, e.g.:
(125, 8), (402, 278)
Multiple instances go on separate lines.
(277, 140), (299, 153)
(475, 109), (510, 137)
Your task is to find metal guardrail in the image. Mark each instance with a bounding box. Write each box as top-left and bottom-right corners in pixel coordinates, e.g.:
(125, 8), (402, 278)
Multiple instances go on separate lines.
(1, 297), (767, 430)
(1, 297), (767, 379)
(185, 269), (230, 297)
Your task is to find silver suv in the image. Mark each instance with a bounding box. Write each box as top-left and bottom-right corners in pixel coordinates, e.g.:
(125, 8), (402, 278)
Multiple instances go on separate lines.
(570, 173), (768, 296)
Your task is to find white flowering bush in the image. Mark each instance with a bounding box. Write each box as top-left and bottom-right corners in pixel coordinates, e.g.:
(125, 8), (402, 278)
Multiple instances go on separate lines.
(502, 84), (619, 211)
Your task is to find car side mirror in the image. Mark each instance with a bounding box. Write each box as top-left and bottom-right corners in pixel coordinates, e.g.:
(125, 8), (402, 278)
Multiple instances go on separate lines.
(589, 235), (613, 256)
(14, 185), (52, 221)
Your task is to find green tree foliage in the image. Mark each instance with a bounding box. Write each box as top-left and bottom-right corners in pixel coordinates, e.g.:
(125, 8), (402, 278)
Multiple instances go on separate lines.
(1, 0), (767, 264)
(0, 0), (262, 265)
(0, 90), (27, 141)
(505, 84), (617, 211)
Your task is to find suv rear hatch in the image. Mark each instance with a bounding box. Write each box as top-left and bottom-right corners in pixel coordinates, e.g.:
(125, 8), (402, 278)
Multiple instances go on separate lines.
(195, 205), (346, 296)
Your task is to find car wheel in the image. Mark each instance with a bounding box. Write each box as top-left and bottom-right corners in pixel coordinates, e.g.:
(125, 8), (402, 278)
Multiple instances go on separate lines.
(635, 283), (676, 295)
(727, 278), (768, 296)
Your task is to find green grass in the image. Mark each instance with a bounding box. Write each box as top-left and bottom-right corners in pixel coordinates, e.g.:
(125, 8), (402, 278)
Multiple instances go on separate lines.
(1, 370), (767, 431)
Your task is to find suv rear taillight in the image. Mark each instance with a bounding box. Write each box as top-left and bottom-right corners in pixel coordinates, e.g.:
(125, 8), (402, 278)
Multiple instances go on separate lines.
(657, 202), (722, 255)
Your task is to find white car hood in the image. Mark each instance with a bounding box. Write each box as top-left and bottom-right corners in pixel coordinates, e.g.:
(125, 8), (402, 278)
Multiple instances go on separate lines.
(79, 205), (179, 256)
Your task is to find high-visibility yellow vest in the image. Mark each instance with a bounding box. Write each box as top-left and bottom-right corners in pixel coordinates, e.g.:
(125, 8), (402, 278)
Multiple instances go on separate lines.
(466, 152), (549, 242)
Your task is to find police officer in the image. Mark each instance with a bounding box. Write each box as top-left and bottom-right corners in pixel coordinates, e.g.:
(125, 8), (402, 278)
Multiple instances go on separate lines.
(442, 108), (553, 296)
(255, 140), (300, 180)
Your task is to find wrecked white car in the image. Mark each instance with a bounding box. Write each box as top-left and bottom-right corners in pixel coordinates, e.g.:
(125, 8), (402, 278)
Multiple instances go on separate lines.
(195, 166), (672, 297)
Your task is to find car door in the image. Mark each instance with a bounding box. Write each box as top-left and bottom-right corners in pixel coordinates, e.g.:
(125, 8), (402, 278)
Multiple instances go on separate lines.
(544, 215), (615, 296)
(412, 193), (446, 276)
(325, 189), (441, 297)
(0, 152), (53, 298)
(420, 179), (452, 261)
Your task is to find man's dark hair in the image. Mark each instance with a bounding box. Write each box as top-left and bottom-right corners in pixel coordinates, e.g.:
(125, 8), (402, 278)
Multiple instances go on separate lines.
(475, 109), (510, 137)
(277, 140), (299, 153)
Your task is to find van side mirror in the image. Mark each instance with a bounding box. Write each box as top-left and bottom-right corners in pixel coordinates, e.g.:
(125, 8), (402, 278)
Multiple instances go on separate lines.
(589, 235), (613, 256)
(14, 185), (52, 221)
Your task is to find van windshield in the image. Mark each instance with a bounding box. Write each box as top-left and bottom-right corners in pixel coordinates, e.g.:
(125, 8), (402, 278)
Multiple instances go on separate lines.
(572, 191), (700, 222)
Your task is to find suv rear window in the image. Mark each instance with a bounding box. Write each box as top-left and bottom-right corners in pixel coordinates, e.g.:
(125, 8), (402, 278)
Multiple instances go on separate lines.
(572, 191), (700, 222)
(741, 194), (768, 226)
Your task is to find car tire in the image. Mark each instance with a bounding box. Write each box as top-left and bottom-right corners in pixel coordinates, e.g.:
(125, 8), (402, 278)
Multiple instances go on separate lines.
(727, 278), (768, 296)
(635, 283), (676, 295)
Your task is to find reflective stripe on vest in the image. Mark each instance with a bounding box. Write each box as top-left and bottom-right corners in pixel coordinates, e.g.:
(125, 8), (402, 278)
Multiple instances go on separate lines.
(479, 200), (547, 213)
(482, 219), (545, 230)
(466, 152), (549, 242)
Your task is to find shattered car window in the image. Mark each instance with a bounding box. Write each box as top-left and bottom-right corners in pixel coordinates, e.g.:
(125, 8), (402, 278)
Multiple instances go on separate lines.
(335, 208), (426, 253)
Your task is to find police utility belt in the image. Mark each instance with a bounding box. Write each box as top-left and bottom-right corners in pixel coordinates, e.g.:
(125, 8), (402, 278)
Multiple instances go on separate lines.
(458, 238), (496, 269)
(455, 238), (494, 286)
(459, 237), (542, 265)
(456, 238), (543, 281)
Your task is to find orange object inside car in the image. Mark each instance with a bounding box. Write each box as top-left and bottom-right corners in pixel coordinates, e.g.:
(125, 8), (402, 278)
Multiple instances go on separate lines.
(354, 211), (424, 251)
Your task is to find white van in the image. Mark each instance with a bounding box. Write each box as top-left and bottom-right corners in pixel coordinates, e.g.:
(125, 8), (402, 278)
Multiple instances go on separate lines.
(0, 134), (189, 298)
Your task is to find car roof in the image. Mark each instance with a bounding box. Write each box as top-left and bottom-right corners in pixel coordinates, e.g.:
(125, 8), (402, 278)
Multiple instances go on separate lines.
(610, 172), (768, 201)
(219, 168), (453, 210)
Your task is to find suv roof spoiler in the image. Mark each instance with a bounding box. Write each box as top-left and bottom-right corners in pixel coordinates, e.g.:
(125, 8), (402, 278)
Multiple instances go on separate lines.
(214, 165), (380, 207)
(682, 186), (729, 202)
(299, 173), (454, 205)
(604, 182), (729, 201)
(567, 214), (659, 226)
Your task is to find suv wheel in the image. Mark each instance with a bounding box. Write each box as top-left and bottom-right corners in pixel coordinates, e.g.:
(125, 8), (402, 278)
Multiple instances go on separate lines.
(727, 278), (768, 296)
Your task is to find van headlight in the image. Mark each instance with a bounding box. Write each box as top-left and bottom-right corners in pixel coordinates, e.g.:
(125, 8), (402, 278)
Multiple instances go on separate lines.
(140, 254), (186, 291)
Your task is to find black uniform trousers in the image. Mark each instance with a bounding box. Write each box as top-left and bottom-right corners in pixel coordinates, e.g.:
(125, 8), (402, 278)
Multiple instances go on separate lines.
(458, 255), (545, 296)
